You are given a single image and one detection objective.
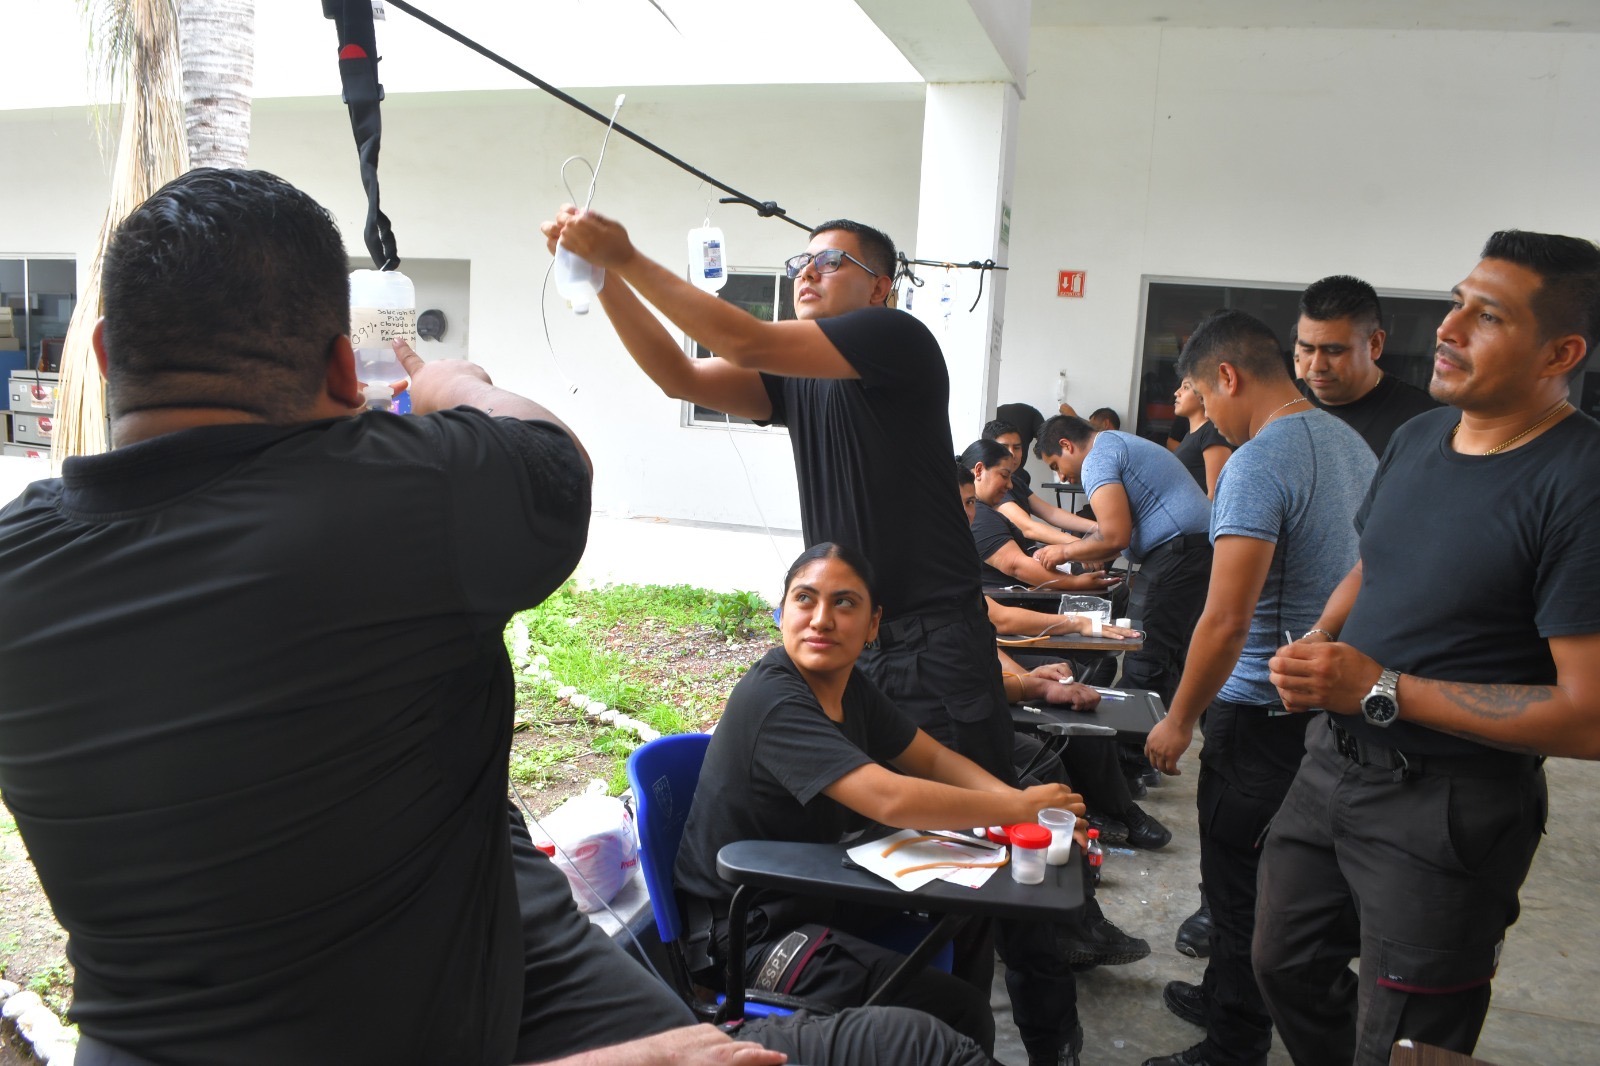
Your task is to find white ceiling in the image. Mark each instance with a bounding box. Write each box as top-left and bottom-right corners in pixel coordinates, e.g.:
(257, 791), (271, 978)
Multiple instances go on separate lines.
(1030, 0), (1600, 33)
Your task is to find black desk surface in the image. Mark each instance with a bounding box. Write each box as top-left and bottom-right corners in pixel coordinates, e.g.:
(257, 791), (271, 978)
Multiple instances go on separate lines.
(717, 838), (1084, 923)
(984, 586), (1070, 603)
(1010, 688), (1167, 738)
(997, 631), (1143, 652)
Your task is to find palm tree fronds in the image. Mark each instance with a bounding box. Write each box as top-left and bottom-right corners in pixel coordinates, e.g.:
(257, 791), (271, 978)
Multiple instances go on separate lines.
(56, 0), (189, 464)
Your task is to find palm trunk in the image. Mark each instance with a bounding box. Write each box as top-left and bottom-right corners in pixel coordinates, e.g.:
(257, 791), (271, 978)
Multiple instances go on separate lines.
(180, 0), (254, 169)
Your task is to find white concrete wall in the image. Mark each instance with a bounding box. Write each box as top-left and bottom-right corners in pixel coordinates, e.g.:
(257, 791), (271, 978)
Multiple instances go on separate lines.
(10, 22), (1600, 527)
(999, 25), (1600, 429)
(0, 86), (925, 528)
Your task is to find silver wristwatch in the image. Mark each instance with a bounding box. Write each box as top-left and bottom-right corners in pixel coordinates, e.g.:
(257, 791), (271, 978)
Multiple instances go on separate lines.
(1360, 668), (1401, 728)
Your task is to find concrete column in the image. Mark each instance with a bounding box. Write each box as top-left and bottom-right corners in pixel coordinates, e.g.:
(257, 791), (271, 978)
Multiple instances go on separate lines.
(902, 80), (1020, 445)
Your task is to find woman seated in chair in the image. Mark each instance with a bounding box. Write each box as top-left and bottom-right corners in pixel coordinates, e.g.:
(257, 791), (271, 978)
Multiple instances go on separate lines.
(961, 439), (1123, 596)
(673, 542), (1084, 1058)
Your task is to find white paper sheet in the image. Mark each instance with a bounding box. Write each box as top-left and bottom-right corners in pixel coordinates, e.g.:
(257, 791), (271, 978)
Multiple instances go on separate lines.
(846, 829), (1006, 893)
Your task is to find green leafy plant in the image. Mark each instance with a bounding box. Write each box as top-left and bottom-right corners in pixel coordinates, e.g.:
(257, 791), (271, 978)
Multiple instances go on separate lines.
(707, 589), (773, 642)
(27, 960), (72, 1014)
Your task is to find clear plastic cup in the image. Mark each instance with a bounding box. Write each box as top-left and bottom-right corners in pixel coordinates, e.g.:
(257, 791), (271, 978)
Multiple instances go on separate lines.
(1038, 808), (1077, 866)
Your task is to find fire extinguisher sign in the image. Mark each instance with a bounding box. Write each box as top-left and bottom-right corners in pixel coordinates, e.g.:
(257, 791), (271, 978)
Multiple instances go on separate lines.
(1057, 271), (1086, 298)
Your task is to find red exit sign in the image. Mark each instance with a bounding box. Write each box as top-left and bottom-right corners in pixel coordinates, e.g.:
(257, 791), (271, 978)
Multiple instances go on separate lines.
(1058, 270), (1086, 298)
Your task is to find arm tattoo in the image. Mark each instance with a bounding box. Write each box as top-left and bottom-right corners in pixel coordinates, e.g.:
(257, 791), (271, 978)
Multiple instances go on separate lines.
(1429, 725), (1543, 755)
(1411, 676), (1555, 722)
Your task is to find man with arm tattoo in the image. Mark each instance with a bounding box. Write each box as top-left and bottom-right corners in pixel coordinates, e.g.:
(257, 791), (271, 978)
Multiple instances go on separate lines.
(1254, 231), (1600, 1066)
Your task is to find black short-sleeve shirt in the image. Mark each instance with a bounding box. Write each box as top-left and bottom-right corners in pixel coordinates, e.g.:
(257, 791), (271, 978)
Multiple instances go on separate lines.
(1305, 373), (1440, 457)
(762, 308), (982, 618)
(0, 410), (590, 1065)
(1172, 419), (1230, 491)
(675, 647), (919, 903)
(970, 500), (1029, 587)
(1341, 408), (1600, 755)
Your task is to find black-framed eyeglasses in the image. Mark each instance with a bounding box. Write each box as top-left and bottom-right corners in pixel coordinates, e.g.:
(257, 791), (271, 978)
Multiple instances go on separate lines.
(783, 248), (880, 280)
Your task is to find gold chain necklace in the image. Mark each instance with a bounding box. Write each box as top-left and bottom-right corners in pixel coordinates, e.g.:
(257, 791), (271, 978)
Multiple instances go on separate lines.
(1450, 398), (1570, 455)
(1261, 395), (1310, 429)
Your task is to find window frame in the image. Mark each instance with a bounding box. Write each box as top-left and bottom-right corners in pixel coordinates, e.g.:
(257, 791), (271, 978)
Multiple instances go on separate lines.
(682, 266), (792, 434)
(1131, 274), (1453, 444)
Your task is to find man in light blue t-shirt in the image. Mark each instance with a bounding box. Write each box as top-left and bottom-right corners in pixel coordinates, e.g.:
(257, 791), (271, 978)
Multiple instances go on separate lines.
(1033, 415), (1212, 703)
(1140, 311), (1375, 1066)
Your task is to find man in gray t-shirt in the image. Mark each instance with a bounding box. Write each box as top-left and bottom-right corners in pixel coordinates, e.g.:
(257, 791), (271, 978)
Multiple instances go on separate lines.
(1140, 312), (1375, 1066)
(1034, 419), (1212, 703)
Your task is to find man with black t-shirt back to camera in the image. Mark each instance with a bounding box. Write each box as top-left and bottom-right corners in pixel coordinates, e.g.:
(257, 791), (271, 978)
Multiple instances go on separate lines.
(546, 206), (1092, 1065)
(1257, 231), (1600, 1066)
(0, 169), (986, 1066)
(1295, 274), (1439, 455)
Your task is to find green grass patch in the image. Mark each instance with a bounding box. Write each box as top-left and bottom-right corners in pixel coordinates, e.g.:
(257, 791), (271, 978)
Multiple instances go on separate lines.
(506, 582), (773, 796)
(27, 960), (71, 1014)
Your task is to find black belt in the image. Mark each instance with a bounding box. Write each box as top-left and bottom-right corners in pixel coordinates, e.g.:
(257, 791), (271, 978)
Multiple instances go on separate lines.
(876, 599), (980, 650)
(1327, 717), (1541, 780)
(1146, 531), (1210, 556)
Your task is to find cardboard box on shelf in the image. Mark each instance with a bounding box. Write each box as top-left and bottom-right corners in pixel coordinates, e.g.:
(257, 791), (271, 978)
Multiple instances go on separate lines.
(2, 442), (48, 460)
(0, 338), (19, 350)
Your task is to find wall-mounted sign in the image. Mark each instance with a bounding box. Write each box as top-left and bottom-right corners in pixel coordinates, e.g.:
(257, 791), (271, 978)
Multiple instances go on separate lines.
(1058, 270), (1086, 298)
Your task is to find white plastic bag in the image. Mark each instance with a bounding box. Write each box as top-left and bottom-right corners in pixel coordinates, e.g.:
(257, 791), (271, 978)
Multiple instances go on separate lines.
(537, 794), (639, 913)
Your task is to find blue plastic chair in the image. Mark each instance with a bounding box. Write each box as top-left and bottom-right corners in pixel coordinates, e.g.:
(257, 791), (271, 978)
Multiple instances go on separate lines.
(628, 733), (952, 1023)
(627, 733), (798, 1020)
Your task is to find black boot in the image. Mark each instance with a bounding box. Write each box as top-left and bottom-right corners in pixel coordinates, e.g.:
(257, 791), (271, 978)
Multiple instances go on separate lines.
(1141, 1043), (1215, 1066)
(1174, 883), (1212, 958)
(1163, 979), (1207, 1027)
(1026, 1023), (1083, 1066)
(1058, 897), (1150, 969)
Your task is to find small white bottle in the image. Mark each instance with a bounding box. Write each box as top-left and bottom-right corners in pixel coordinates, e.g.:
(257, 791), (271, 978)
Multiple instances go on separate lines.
(554, 244), (606, 314)
(349, 268), (416, 412)
(687, 225), (727, 293)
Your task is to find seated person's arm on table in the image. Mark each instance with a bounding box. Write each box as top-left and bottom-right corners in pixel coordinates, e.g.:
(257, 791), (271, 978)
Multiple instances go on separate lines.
(996, 647), (1101, 710)
(996, 499), (1083, 546)
(984, 598), (1137, 642)
(984, 539), (1118, 592)
(1032, 485), (1130, 569)
(823, 731), (1081, 828)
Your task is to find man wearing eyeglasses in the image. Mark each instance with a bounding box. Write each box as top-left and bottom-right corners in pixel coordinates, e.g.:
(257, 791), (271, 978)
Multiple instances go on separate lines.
(546, 207), (1094, 1066)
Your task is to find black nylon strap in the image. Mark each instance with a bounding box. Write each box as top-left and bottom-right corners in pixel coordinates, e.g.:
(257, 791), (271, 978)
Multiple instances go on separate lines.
(325, 0), (400, 269)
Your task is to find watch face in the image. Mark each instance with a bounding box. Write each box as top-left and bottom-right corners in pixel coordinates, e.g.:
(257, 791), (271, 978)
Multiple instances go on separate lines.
(1363, 693), (1399, 725)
